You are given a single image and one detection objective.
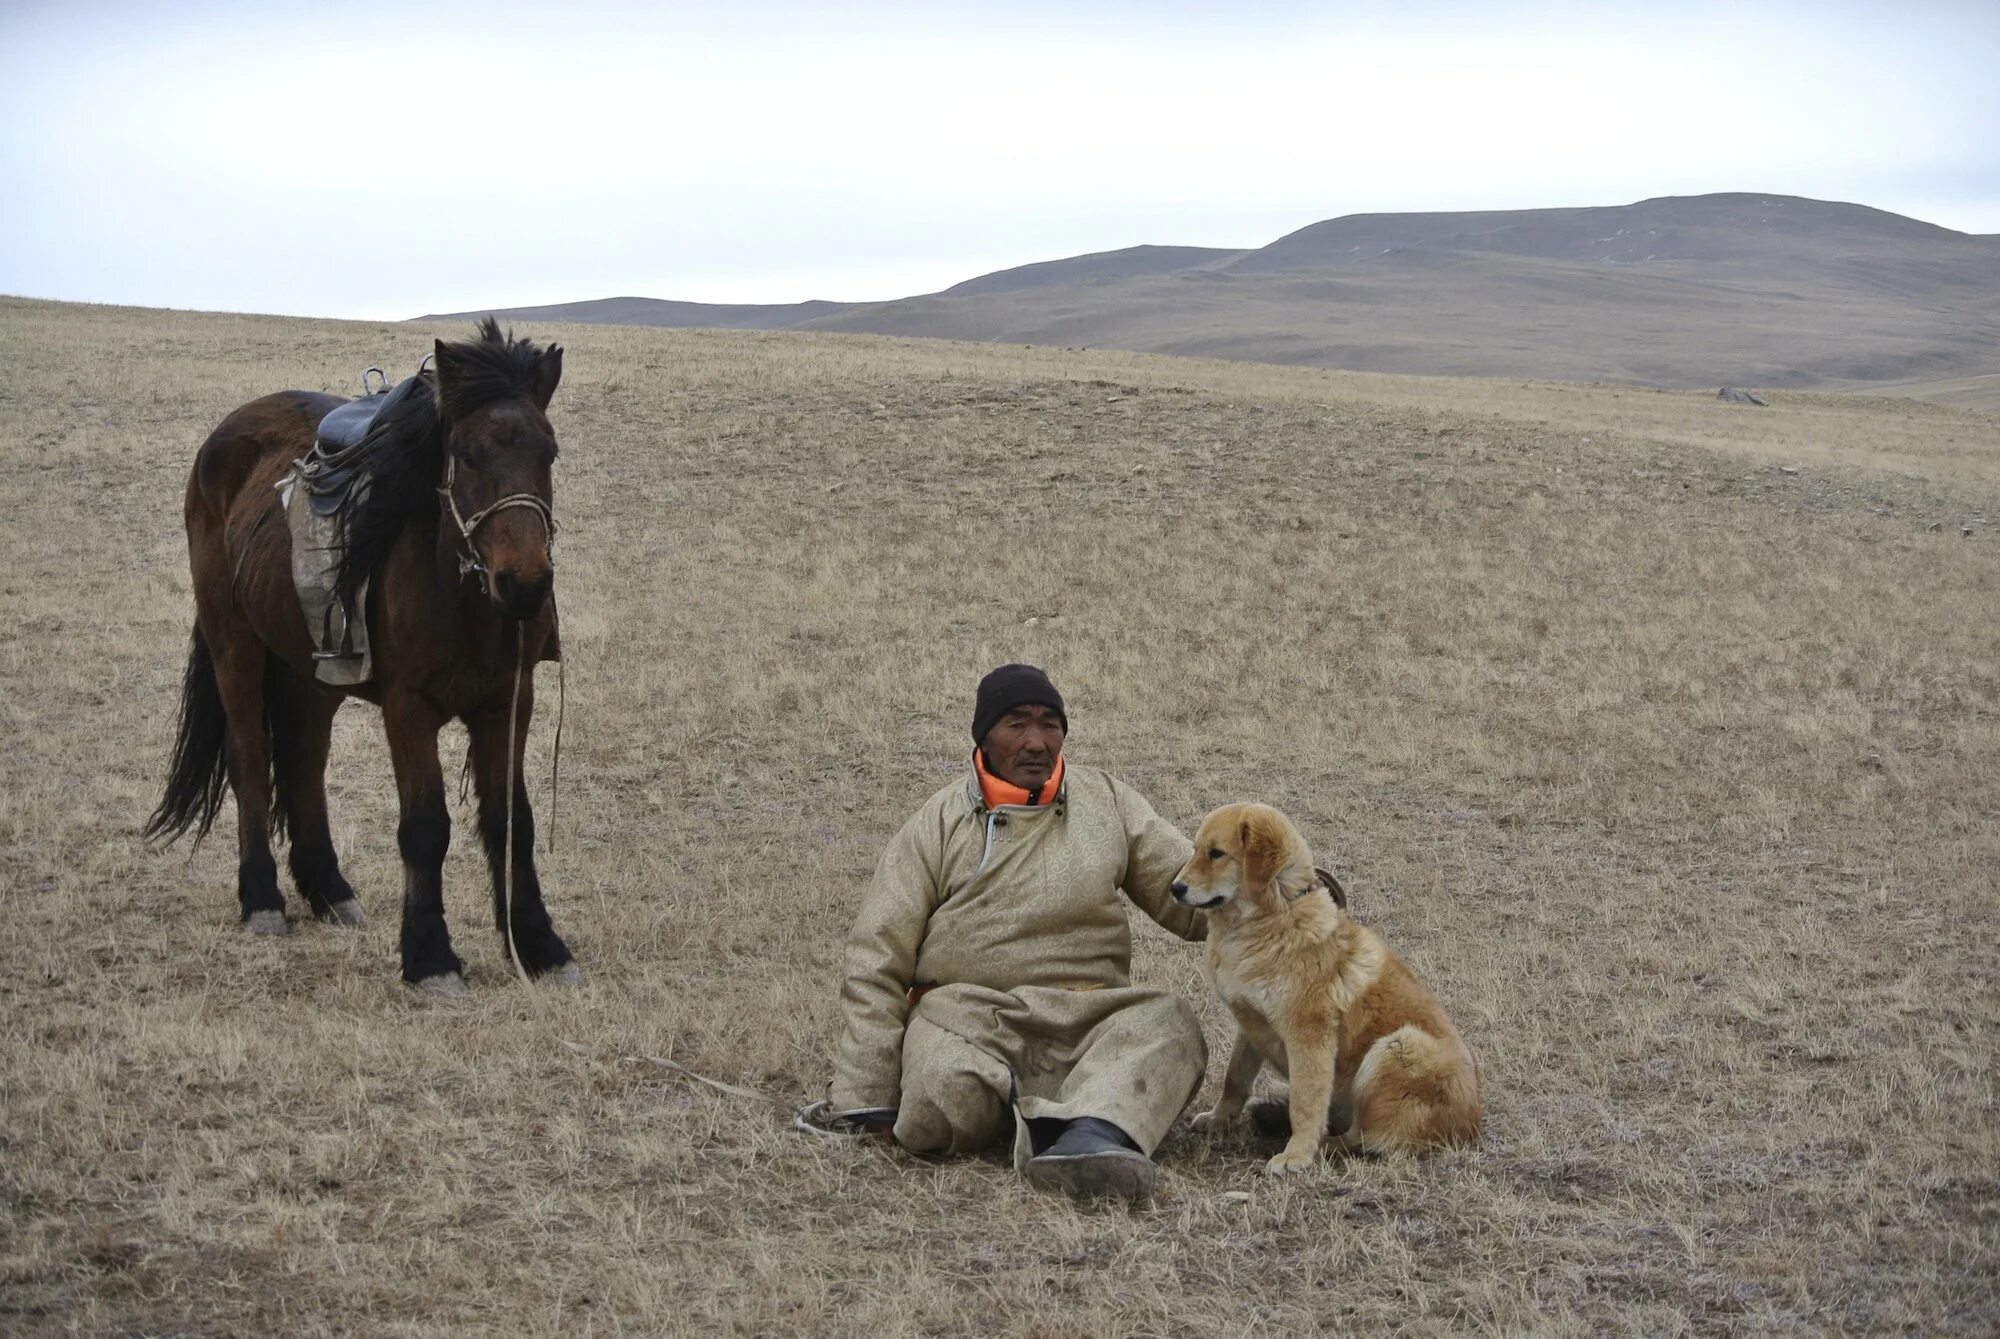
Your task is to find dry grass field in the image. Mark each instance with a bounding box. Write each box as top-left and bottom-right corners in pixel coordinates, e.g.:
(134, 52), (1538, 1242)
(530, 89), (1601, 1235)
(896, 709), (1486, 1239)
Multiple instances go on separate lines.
(2, 294), (1996, 1335)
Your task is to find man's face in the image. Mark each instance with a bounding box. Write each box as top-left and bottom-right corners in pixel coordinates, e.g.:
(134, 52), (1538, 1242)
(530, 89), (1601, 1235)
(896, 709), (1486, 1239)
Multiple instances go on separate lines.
(982, 704), (1065, 791)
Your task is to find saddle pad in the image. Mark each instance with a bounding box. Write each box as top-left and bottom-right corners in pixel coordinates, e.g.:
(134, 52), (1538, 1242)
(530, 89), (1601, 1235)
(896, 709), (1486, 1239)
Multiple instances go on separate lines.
(279, 468), (373, 686)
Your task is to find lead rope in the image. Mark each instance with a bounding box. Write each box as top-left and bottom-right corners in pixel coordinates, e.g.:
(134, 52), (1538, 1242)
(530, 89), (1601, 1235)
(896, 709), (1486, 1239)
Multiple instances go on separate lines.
(505, 621), (534, 991)
(439, 452), (556, 985)
(548, 598), (564, 854)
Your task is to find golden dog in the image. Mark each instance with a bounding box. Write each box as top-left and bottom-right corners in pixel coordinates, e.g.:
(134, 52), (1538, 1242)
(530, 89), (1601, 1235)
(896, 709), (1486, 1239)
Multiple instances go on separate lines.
(1172, 803), (1481, 1173)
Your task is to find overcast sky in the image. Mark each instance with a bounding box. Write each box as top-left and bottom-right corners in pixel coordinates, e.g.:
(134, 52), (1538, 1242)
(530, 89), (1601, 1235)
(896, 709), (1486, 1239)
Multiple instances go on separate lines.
(3, 0), (1995, 320)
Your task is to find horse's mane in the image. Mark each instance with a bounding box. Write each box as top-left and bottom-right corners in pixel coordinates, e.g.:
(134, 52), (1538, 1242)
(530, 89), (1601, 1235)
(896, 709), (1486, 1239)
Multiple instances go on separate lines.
(335, 318), (551, 600)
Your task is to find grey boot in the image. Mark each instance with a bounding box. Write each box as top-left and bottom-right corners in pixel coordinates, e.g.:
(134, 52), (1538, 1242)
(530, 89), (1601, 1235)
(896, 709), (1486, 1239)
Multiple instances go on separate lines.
(1023, 1117), (1155, 1203)
(1247, 1097), (1292, 1140)
(1247, 1097), (1355, 1142)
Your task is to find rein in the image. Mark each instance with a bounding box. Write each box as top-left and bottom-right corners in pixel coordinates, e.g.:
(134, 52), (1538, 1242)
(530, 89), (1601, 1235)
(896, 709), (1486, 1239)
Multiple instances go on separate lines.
(438, 453), (557, 580)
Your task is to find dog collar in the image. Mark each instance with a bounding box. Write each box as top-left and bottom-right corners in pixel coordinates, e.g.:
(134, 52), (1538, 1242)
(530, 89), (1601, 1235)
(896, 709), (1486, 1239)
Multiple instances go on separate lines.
(1282, 867), (1349, 908)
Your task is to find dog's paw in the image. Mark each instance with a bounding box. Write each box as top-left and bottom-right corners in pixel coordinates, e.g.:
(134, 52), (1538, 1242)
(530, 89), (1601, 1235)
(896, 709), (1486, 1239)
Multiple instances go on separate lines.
(1264, 1147), (1317, 1176)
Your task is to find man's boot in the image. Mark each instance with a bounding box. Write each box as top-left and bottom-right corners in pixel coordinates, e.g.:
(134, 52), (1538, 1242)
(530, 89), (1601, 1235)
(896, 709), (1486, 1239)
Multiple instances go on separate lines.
(1247, 1097), (1292, 1139)
(1246, 1097), (1355, 1142)
(1024, 1117), (1155, 1203)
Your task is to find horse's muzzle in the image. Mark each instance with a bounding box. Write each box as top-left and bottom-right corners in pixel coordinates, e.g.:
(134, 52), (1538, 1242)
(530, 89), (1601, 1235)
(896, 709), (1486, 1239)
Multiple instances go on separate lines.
(491, 569), (552, 620)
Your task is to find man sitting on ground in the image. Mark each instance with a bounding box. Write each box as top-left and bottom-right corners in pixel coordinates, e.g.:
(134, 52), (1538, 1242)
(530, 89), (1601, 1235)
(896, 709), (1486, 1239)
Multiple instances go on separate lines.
(826, 664), (1207, 1202)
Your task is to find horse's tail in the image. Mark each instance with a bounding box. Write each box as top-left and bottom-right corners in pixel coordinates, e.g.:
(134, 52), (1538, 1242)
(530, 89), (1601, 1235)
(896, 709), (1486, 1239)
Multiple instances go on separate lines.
(145, 626), (230, 847)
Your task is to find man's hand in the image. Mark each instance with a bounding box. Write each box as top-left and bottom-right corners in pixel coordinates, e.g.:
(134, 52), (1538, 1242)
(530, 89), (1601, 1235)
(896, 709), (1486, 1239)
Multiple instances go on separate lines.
(794, 1102), (897, 1138)
(841, 1108), (897, 1137)
(827, 1106), (896, 1136)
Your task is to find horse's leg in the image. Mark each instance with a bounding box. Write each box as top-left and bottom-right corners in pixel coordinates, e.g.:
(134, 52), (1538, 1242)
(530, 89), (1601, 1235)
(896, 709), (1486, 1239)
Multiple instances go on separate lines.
(382, 689), (463, 993)
(275, 674), (363, 926)
(208, 639), (289, 934)
(467, 703), (578, 983)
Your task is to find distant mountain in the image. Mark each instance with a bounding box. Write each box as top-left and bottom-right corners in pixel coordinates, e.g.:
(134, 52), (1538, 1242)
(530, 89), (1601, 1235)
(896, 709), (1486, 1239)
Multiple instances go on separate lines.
(420, 295), (852, 330)
(937, 244), (1247, 297)
(419, 194), (2000, 394)
(1234, 194), (1968, 272)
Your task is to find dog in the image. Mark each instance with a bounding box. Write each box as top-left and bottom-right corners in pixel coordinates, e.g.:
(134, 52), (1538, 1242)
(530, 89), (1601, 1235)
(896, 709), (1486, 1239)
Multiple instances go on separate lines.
(1172, 802), (1481, 1174)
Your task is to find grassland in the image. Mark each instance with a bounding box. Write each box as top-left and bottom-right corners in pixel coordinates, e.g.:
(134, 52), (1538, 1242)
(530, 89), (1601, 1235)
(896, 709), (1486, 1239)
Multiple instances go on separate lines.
(1, 294), (1995, 1335)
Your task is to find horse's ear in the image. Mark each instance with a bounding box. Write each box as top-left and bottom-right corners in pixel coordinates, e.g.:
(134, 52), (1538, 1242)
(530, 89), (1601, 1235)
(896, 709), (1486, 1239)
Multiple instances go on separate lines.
(432, 338), (460, 384)
(532, 345), (563, 411)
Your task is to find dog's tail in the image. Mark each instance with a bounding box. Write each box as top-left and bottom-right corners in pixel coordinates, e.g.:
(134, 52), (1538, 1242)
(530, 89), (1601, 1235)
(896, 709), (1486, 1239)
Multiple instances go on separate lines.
(1348, 1025), (1482, 1154)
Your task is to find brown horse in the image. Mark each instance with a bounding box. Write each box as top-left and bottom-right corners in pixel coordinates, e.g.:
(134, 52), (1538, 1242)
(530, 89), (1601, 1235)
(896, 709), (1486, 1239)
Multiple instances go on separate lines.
(147, 320), (576, 994)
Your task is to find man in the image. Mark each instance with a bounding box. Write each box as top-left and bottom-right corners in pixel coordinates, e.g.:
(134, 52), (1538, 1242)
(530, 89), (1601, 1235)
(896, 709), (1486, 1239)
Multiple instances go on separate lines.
(826, 664), (1207, 1202)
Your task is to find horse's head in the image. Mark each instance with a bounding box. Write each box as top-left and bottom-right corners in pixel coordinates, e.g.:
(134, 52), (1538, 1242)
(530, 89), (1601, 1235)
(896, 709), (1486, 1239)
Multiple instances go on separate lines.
(432, 322), (563, 620)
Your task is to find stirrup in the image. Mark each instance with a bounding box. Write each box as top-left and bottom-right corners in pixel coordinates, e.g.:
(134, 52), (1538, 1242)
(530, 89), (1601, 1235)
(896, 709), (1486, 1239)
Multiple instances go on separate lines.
(313, 597), (364, 661)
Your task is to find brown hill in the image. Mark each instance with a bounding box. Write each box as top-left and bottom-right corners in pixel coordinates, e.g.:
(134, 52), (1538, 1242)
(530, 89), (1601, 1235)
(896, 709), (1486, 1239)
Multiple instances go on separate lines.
(1233, 193), (1970, 271)
(418, 294), (852, 330)
(937, 243), (1246, 296)
(421, 194), (2000, 399)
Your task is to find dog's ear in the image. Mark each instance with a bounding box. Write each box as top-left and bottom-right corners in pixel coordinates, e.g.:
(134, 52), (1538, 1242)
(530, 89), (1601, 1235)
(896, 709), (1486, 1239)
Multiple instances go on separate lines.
(1314, 865), (1349, 910)
(1239, 812), (1281, 891)
(1274, 858), (1315, 901)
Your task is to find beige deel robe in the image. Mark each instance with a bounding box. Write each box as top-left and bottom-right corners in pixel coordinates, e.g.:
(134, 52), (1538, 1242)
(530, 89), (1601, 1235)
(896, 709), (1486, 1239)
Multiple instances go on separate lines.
(830, 763), (1207, 1165)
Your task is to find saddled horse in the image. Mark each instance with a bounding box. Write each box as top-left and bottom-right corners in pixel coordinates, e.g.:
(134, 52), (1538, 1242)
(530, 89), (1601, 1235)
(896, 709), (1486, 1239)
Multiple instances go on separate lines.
(147, 319), (577, 994)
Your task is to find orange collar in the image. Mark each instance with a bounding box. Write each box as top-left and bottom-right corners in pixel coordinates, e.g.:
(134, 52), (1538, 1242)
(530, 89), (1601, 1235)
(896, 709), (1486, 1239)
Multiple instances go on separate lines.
(975, 751), (1064, 808)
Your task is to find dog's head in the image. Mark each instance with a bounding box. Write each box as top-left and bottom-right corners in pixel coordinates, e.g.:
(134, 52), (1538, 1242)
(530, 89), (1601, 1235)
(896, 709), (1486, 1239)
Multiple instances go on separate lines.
(1171, 802), (1317, 916)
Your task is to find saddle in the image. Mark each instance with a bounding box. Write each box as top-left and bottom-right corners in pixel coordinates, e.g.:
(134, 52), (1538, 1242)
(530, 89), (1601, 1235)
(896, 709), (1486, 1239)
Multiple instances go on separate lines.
(276, 362), (431, 685)
(299, 367), (423, 516)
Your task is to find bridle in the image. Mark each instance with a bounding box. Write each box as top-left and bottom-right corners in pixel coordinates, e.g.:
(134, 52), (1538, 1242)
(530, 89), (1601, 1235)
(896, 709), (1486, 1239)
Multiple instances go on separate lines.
(437, 446), (566, 993)
(438, 451), (557, 580)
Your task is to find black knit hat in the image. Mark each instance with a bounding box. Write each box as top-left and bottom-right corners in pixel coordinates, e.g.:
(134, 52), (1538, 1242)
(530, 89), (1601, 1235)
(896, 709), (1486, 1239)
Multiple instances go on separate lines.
(972, 663), (1068, 745)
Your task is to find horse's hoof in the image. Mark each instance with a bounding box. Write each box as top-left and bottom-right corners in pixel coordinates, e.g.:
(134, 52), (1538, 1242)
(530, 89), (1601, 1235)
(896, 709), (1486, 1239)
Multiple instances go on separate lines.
(244, 910), (290, 936)
(543, 961), (584, 987)
(411, 972), (470, 998)
(321, 899), (365, 927)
